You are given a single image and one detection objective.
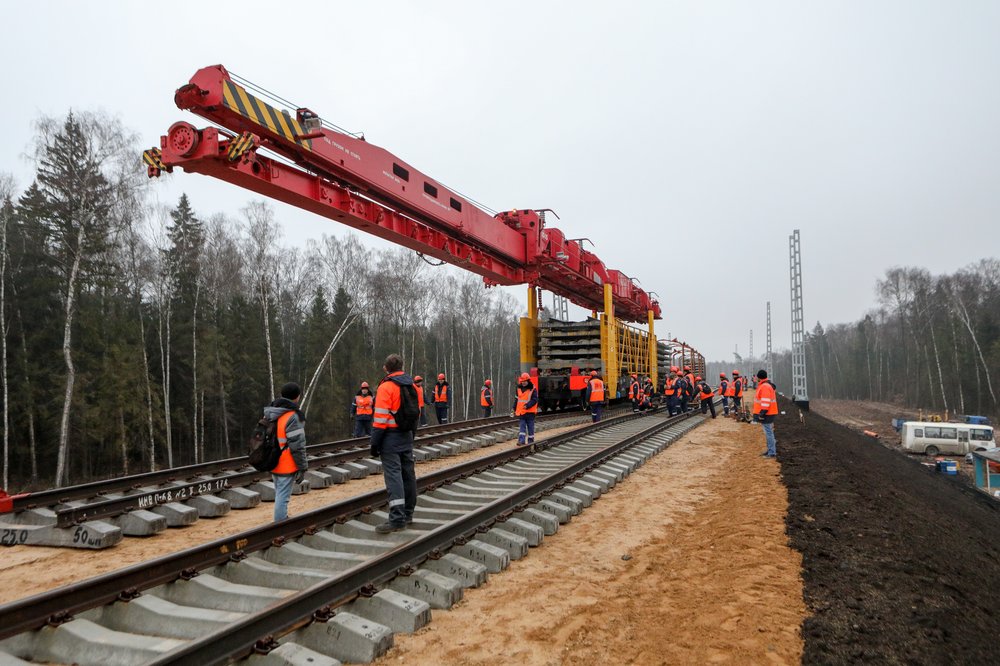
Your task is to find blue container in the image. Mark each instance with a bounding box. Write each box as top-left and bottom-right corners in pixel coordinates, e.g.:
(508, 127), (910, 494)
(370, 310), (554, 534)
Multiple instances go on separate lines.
(937, 460), (958, 475)
(892, 418), (906, 432)
(964, 415), (991, 426)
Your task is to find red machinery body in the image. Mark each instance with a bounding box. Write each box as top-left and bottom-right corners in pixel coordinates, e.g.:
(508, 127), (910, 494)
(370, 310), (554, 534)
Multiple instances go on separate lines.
(146, 65), (660, 322)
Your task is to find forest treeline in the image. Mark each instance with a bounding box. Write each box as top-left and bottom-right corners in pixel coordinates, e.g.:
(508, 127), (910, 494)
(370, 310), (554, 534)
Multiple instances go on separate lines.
(750, 263), (1000, 421)
(0, 112), (522, 490)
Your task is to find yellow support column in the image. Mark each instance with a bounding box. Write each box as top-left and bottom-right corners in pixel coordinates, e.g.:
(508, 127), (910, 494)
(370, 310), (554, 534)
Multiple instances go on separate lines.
(600, 283), (618, 398)
(648, 310), (657, 389)
(519, 285), (539, 373)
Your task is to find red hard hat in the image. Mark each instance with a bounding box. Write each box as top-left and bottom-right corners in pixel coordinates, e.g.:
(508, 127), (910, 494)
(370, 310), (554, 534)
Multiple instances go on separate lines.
(360, 381), (369, 389)
(484, 379), (491, 386)
(631, 373), (637, 378)
(519, 372), (531, 382)
(684, 366), (691, 371)
(590, 370), (598, 377)
(671, 366), (679, 372)
(413, 375), (422, 383)
(438, 373), (445, 380)
(719, 373), (726, 378)
(733, 370), (740, 375)
(696, 376), (702, 381)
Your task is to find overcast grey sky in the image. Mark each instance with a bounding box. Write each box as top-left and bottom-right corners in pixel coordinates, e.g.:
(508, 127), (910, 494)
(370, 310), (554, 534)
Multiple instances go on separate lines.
(3, 1), (998, 361)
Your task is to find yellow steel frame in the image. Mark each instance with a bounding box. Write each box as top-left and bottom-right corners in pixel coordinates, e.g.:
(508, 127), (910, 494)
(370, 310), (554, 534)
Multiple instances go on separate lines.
(519, 285), (539, 373)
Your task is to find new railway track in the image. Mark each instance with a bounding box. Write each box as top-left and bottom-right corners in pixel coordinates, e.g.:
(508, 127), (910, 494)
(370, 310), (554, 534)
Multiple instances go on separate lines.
(0, 405), (709, 665)
(0, 407), (624, 549)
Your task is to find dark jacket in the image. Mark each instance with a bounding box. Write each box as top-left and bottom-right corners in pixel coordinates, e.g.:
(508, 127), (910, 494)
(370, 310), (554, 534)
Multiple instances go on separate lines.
(264, 398), (307, 473)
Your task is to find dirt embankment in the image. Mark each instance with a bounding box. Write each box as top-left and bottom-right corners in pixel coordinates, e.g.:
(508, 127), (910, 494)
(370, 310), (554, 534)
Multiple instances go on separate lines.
(780, 400), (1000, 664)
(378, 415), (806, 665)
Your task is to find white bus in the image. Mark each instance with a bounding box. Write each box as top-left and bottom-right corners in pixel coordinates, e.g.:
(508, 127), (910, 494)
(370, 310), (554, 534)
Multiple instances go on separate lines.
(900, 421), (996, 456)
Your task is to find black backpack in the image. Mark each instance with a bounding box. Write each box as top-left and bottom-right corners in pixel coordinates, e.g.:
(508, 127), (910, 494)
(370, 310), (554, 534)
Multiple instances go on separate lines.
(390, 378), (420, 434)
(248, 414), (285, 472)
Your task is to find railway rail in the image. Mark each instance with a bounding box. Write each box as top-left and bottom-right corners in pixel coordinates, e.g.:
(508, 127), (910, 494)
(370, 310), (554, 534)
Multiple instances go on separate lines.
(0, 408), (619, 549)
(0, 405), (708, 665)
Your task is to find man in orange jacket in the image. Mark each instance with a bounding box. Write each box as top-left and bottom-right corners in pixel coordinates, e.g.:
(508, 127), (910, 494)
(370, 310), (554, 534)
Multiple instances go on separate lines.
(481, 379), (493, 418)
(586, 370), (605, 422)
(266, 382), (308, 521)
(371, 354), (418, 532)
(515, 372), (539, 445)
(753, 369), (779, 458)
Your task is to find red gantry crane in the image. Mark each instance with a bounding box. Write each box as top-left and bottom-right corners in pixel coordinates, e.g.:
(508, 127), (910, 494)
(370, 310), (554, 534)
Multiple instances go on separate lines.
(145, 66), (664, 401)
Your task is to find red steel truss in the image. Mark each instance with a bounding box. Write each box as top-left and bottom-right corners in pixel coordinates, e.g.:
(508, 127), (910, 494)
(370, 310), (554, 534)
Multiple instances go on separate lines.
(145, 65), (660, 322)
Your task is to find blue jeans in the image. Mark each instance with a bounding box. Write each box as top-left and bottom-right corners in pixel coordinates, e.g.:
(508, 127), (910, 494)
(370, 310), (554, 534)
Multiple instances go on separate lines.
(762, 421), (776, 456)
(518, 413), (536, 444)
(380, 450), (416, 525)
(272, 473), (295, 521)
(354, 418), (373, 437)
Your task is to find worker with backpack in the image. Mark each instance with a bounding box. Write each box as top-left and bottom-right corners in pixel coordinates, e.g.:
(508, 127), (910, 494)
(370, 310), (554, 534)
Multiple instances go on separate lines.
(249, 382), (308, 522)
(370, 353), (420, 533)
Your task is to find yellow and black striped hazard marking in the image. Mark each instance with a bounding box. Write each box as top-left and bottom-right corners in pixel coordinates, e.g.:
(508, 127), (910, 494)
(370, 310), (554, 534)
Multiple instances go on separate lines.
(142, 147), (169, 177)
(227, 131), (258, 163)
(222, 81), (313, 151)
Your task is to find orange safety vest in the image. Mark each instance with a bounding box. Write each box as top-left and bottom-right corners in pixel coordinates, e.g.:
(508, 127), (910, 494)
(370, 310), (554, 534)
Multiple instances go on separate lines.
(698, 383), (714, 400)
(480, 386), (492, 407)
(354, 394), (373, 416)
(734, 377), (744, 398)
(515, 386), (538, 415)
(664, 378), (677, 396)
(589, 378), (605, 402)
(271, 411), (297, 474)
(724, 379), (735, 397)
(434, 383), (449, 403)
(717, 380), (728, 396)
(628, 380), (640, 400)
(374, 372), (405, 430)
(686, 373), (695, 390)
(753, 380), (778, 415)
(415, 385), (425, 408)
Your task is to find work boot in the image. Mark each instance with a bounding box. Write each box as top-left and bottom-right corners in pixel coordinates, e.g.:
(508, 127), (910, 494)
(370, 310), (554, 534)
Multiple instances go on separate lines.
(405, 515), (414, 525)
(375, 521), (406, 534)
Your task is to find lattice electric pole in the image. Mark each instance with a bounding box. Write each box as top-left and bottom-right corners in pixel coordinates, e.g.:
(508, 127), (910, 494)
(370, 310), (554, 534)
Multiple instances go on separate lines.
(789, 229), (809, 408)
(766, 301), (774, 380)
(749, 329), (753, 378)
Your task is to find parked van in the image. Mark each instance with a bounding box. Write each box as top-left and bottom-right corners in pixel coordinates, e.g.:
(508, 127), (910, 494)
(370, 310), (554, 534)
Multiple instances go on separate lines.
(901, 421), (996, 456)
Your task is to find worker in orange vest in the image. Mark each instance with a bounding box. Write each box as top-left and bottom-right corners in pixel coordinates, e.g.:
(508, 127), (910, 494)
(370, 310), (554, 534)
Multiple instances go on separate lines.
(351, 381), (374, 437)
(753, 369), (779, 457)
(732, 370), (744, 418)
(628, 373), (641, 412)
(266, 382), (308, 522)
(664, 368), (680, 416)
(480, 379), (494, 418)
(413, 375), (427, 427)
(370, 354), (419, 532)
(717, 373), (731, 416)
(696, 376), (717, 418)
(586, 370), (605, 422)
(433, 373), (450, 424)
(515, 372), (539, 445)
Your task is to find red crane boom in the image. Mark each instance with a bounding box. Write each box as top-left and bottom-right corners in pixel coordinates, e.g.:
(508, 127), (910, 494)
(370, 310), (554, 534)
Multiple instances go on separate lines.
(145, 65), (660, 322)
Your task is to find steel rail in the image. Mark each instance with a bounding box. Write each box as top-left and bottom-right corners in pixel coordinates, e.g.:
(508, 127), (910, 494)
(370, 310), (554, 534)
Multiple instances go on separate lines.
(150, 409), (691, 665)
(0, 406), (653, 641)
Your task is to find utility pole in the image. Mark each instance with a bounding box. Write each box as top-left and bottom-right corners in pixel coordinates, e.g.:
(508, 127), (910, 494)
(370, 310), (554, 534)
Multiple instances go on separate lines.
(749, 329), (753, 378)
(766, 301), (773, 381)
(789, 229), (809, 409)
(551, 293), (568, 321)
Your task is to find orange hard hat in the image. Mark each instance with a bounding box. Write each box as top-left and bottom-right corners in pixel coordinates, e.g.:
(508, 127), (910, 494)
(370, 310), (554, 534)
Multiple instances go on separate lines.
(519, 372), (531, 382)
(695, 376), (702, 381)
(484, 379), (491, 386)
(438, 373), (445, 380)
(413, 375), (422, 383)
(631, 372), (637, 378)
(670, 366), (679, 372)
(719, 373), (726, 378)
(360, 381), (369, 389)
(590, 370), (598, 377)
(733, 370), (740, 375)
(684, 366), (691, 371)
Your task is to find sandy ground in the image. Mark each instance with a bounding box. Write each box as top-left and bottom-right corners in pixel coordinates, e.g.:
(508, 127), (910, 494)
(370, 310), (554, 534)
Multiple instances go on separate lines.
(375, 415), (806, 665)
(0, 422), (586, 605)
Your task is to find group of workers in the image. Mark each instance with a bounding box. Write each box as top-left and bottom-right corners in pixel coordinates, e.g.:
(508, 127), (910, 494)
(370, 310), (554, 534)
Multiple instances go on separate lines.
(267, 355), (781, 528)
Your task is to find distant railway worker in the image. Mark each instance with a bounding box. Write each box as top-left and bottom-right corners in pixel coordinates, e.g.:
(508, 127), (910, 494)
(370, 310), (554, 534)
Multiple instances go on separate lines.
(753, 369), (778, 457)
(413, 375), (427, 427)
(683, 366), (696, 395)
(515, 372), (539, 445)
(696, 376), (717, 418)
(717, 373), (731, 416)
(628, 373), (641, 412)
(480, 379), (494, 418)
(732, 370), (744, 417)
(371, 354), (419, 532)
(351, 382), (374, 437)
(586, 370), (605, 422)
(267, 382), (308, 522)
(433, 373), (450, 424)
(677, 372), (692, 414)
(642, 376), (655, 404)
(664, 370), (680, 415)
